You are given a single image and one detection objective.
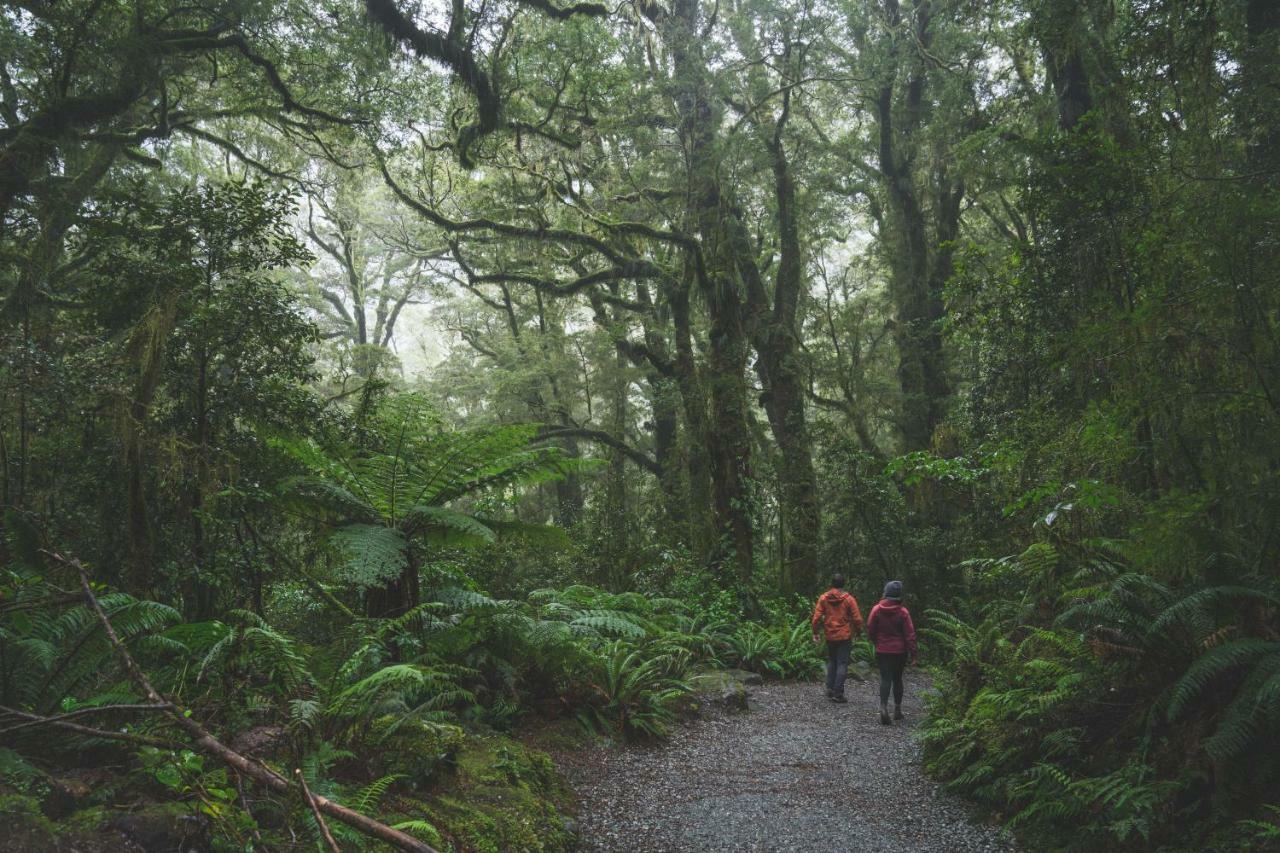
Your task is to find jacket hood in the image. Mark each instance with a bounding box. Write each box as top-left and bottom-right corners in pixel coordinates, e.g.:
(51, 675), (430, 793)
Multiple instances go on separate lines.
(821, 589), (851, 603)
(876, 598), (904, 610)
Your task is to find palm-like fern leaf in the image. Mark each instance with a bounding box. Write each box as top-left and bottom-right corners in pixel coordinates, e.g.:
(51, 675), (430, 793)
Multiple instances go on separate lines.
(330, 524), (408, 589)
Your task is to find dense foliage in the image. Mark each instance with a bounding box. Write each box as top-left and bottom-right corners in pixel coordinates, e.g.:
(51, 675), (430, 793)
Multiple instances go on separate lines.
(2, 0), (1277, 849)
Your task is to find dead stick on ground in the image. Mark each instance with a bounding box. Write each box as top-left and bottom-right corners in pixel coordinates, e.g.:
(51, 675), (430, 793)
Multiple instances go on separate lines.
(297, 769), (341, 853)
(45, 550), (436, 853)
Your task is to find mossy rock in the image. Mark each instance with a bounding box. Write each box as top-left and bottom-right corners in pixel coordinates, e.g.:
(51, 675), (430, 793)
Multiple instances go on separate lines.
(687, 670), (752, 714)
(109, 802), (210, 852)
(0, 794), (57, 852)
(58, 805), (112, 833)
(417, 734), (576, 853)
(454, 735), (565, 797)
(0, 797), (130, 853)
(365, 716), (467, 789)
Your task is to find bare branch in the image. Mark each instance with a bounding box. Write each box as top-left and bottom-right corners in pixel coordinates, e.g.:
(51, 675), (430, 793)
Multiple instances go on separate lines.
(0, 703), (172, 736)
(536, 426), (660, 475)
(0, 705), (177, 747)
(298, 769), (341, 853)
(44, 551), (436, 853)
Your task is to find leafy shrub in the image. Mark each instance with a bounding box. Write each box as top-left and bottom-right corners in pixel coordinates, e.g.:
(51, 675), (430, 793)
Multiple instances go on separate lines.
(725, 623), (823, 679)
(578, 641), (691, 740)
(920, 543), (1280, 851)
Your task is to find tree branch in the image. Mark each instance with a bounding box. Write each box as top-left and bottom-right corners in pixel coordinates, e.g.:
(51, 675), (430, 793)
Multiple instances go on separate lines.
(0, 703), (172, 736)
(45, 551), (433, 852)
(536, 426), (660, 475)
(365, 0), (498, 167)
(0, 705), (177, 747)
(298, 769), (341, 853)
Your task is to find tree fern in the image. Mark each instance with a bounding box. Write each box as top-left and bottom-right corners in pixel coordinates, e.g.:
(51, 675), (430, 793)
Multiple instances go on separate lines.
(1148, 585), (1280, 640)
(31, 595), (179, 712)
(275, 408), (582, 615)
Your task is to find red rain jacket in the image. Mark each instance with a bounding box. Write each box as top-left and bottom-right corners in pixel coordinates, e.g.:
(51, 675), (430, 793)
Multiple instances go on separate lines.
(867, 599), (918, 659)
(811, 589), (864, 642)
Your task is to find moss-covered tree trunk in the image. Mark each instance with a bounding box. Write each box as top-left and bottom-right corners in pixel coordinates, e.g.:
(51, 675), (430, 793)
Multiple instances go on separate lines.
(668, 0), (757, 593)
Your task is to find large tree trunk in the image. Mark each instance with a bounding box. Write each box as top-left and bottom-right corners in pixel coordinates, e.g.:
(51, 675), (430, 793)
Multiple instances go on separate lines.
(873, 1), (953, 453)
(668, 0), (756, 592)
(124, 296), (179, 594)
(649, 373), (684, 534)
(702, 291), (756, 590)
(186, 339), (217, 620)
(534, 292), (585, 526)
(1243, 0), (1280, 179)
(601, 342), (630, 587)
(668, 269), (716, 560)
(752, 117), (820, 594)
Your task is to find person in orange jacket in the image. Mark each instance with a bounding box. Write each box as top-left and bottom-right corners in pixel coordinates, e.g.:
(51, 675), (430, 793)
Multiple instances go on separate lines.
(810, 573), (864, 703)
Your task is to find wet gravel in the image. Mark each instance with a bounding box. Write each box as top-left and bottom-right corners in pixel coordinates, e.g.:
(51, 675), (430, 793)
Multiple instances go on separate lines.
(556, 671), (1017, 852)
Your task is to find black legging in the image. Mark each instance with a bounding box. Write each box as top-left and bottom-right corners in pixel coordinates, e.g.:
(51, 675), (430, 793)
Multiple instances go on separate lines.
(876, 651), (907, 705)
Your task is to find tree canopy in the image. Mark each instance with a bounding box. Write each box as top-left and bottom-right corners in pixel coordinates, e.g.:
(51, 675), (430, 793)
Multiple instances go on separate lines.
(2, 0), (1278, 849)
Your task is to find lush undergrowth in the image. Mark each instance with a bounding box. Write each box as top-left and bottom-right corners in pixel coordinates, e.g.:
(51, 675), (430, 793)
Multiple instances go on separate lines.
(0, 554), (820, 851)
(918, 540), (1280, 852)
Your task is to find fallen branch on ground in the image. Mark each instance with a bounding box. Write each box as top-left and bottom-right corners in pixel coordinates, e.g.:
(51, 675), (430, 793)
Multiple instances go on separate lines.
(298, 769), (341, 853)
(43, 550), (438, 853)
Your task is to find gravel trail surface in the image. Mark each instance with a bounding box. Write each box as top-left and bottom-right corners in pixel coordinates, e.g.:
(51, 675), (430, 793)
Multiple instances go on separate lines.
(557, 671), (1016, 852)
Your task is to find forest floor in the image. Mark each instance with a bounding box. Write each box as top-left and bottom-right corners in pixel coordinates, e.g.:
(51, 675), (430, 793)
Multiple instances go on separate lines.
(554, 670), (1017, 852)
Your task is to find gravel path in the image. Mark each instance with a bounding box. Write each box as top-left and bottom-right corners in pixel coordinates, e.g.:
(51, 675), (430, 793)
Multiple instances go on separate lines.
(557, 671), (1016, 852)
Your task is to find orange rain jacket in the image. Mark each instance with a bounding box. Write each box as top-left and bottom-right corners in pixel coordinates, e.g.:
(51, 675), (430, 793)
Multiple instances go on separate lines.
(811, 588), (865, 642)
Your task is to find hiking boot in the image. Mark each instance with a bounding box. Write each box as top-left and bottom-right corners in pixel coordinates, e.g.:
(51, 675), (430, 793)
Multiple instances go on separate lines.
(894, 705), (904, 720)
(831, 694), (848, 703)
(880, 710), (892, 725)
(825, 688), (834, 698)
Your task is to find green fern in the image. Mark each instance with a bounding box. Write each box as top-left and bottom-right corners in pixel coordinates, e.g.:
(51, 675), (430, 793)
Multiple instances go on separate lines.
(580, 641), (691, 740)
(392, 819), (444, 847)
(352, 773), (405, 815)
(330, 524), (409, 588)
(1166, 639), (1280, 721)
(275, 406), (586, 612)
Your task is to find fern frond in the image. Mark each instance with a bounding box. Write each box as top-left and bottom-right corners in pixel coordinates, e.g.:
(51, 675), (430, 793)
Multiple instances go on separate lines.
(330, 524), (408, 589)
(1167, 640), (1280, 721)
(353, 774), (405, 815)
(403, 505), (496, 545)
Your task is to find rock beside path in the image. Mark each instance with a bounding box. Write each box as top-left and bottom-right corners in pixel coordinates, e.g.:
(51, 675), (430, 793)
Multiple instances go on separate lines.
(558, 671), (1016, 852)
(686, 669), (763, 714)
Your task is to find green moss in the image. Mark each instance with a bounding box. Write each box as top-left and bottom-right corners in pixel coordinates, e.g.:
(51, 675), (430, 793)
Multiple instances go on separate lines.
(59, 806), (110, 832)
(0, 794), (56, 852)
(425, 791), (571, 853)
(365, 717), (467, 789)
(414, 734), (576, 853)
(522, 717), (595, 753)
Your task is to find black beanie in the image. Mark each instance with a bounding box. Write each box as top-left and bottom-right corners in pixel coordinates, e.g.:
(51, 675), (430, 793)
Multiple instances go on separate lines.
(883, 580), (904, 601)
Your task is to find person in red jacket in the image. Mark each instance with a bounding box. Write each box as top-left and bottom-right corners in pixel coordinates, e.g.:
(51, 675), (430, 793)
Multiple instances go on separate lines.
(810, 573), (864, 703)
(866, 580), (918, 724)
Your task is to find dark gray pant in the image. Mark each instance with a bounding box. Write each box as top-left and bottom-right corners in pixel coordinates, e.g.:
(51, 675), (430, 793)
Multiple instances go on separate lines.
(826, 639), (852, 697)
(876, 652), (907, 705)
